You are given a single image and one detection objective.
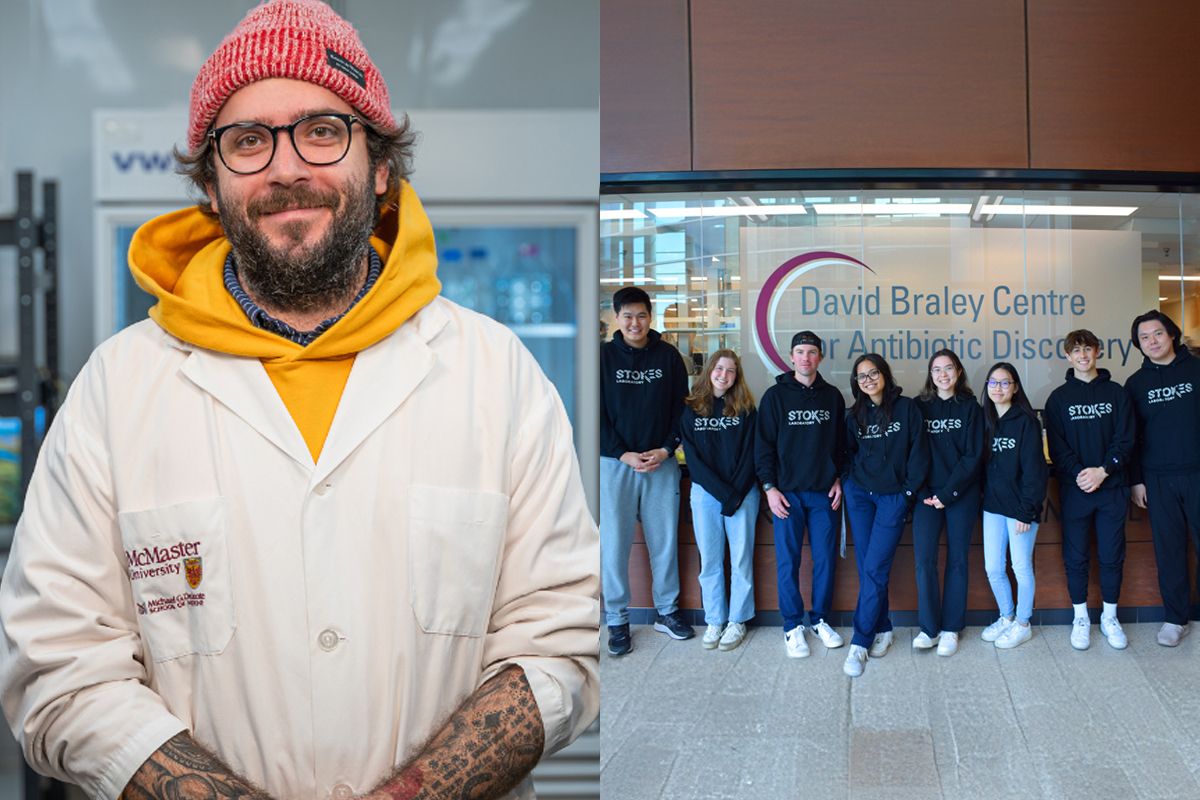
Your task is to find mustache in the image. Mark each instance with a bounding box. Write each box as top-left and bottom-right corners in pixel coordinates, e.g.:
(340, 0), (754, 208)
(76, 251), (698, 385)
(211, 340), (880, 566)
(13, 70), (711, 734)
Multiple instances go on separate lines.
(247, 187), (340, 218)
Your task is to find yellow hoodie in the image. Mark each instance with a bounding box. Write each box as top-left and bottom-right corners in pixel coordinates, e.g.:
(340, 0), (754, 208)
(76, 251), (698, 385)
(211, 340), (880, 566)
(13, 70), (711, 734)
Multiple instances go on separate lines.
(128, 181), (441, 461)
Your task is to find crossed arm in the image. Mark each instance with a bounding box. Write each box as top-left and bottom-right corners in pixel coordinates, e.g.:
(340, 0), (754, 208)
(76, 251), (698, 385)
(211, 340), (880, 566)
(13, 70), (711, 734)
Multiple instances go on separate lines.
(124, 665), (544, 800)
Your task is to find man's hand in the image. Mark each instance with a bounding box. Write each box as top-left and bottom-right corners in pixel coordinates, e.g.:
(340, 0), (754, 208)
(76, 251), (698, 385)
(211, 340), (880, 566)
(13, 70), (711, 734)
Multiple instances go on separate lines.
(923, 495), (945, 510)
(767, 487), (790, 519)
(828, 478), (843, 512)
(1132, 483), (1148, 509)
(1015, 521), (1031, 533)
(619, 449), (669, 473)
(636, 448), (670, 473)
(1076, 466), (1109, 493)
(363, 665), (544, 800)
(124, 732), (273, 800)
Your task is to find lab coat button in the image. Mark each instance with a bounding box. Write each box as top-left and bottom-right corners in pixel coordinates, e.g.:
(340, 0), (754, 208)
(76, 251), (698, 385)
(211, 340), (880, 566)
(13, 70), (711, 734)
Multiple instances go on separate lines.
(318, 629), (339, 651)
(331, 783), (353, 800)
(314, 482), (332, 496)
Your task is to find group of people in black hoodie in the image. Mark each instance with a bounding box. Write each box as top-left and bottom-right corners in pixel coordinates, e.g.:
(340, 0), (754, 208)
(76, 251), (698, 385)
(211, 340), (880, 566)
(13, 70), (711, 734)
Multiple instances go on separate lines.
(603, 288), (1200, 677)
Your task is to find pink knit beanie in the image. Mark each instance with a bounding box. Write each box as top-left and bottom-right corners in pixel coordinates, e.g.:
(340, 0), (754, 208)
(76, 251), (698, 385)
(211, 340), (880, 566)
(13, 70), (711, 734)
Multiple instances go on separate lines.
(188, 0), (395, 151)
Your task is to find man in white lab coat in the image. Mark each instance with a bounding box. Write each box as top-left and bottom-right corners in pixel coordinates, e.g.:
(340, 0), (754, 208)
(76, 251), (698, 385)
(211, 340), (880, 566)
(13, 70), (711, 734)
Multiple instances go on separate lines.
(0, 2), (598, 799)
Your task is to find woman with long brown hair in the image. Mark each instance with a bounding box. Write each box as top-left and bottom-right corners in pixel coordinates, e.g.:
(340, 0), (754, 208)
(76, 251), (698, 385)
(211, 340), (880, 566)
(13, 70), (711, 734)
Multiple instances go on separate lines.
(679, 349), (759, 651)
(912, 349), (983, 657)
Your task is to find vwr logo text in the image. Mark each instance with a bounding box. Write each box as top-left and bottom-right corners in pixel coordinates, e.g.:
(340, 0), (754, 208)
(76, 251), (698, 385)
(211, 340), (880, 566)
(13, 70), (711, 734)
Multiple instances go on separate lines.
(111, 152), (175, 173)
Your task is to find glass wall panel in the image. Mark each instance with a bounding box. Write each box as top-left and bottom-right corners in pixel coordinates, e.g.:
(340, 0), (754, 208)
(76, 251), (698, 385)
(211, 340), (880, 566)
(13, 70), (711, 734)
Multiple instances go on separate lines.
(600, 187), (1196, 408)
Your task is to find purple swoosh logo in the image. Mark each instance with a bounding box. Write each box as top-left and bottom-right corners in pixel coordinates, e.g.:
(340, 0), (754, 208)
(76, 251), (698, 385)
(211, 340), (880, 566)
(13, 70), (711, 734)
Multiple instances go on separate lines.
(754, 251), (876, 372)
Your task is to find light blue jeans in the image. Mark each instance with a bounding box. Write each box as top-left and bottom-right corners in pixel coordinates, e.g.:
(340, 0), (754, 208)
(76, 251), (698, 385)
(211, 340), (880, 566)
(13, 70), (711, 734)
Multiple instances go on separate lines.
(690, 483), (758, 626)
(982, 511), (1039, 624)
(600, 456), (681, 625)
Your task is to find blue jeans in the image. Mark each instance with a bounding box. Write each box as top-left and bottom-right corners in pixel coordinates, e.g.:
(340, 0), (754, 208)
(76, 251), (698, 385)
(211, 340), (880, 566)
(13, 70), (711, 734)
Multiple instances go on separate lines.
(982, 510), (1039, 624)
(772, 490), (838, 631)
(690, 483), (758, 626)
(600, 456), (681, 626)
(912, 490), (980, 636)
(844, 480), (908, 648)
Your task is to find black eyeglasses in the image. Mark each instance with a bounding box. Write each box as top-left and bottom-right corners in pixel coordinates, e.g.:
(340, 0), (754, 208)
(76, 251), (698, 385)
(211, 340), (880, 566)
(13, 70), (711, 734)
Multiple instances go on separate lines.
(854, 369), (882, 383)
(208, 113), (366, 175)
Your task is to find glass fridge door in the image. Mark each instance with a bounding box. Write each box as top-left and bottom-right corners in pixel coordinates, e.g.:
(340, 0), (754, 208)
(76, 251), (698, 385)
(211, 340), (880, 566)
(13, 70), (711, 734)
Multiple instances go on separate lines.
(426, 203), (598, 513)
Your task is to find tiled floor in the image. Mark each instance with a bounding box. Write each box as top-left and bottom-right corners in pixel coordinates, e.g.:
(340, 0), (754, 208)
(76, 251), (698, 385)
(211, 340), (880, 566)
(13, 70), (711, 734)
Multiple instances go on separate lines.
(601, 622), (1200, 800)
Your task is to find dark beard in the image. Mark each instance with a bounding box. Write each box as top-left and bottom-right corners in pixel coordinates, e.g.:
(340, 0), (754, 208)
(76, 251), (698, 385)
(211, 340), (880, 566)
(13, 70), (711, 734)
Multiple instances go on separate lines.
(217, 177), (378, 317)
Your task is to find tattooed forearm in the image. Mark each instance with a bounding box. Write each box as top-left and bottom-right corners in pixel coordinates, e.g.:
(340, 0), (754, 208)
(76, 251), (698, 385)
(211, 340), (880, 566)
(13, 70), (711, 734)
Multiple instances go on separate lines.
(365, 665), (545, 800)
(123, 732), (274, 800)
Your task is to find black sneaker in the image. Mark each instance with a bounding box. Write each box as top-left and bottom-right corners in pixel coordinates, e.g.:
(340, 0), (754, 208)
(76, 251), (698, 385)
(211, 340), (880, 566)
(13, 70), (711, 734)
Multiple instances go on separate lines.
(654, 611), (695, 640)
(607, 624), (632, 656)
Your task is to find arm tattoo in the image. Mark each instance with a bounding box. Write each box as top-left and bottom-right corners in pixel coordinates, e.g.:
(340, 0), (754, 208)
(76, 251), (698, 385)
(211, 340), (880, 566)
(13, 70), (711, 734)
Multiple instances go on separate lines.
(123, 732), (274, 800)
(365, 665), (545, 800)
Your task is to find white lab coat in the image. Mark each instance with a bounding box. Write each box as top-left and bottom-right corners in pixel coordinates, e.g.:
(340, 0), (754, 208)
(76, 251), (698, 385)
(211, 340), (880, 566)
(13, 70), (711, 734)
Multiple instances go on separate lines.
(0, 296), (599, 799)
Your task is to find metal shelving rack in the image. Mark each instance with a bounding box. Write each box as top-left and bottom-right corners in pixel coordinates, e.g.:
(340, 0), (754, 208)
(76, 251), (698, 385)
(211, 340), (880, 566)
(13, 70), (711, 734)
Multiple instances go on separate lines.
(0, 171), (61, 800)
(0, 171), (59, 527)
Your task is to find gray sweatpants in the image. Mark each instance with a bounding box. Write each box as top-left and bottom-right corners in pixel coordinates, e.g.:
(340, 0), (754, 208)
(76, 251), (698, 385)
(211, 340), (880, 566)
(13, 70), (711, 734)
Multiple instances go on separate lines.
(599, 455), (681, 625)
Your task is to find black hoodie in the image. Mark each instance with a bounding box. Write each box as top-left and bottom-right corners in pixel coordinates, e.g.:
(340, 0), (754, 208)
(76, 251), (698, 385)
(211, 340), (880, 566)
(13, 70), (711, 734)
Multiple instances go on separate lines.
(916, 393), (984, 505)
(755, 371), (845, 493)
(1044, 368), (1135, 488)
(680, 396), (757, 516)
(1126, 347), (1200, 482)
(983, 409), (1048, 524)
(601, 330), (689, 457)
(843, 390), (930, 497)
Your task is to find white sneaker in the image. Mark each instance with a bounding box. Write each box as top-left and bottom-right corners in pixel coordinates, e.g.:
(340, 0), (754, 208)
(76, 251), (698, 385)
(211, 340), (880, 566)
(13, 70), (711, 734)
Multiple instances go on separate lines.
(784, 625), (810, 658)
(843, 644), (868, 677)
(719, 622), (747, 651)
(936, 631), (958, 657)
(913, 631), (939, 650)
(702, 624), (724, 650)
(1070, 617), (1090, 650)
(813, 619), (844, 649)
(981, 616), (1015, 642)
(995, 621), (1033, 649)
(868, 631), (893, 658)
(1100, 616), (1128, 650)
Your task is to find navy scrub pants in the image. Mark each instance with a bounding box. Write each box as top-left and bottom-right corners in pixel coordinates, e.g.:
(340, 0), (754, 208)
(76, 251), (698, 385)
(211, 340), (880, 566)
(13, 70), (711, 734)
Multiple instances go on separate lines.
(1144, 470), (1200, 626)
(773, 489), (838, 631)
(1059, 482), (1128, 606)
(912, 489), (980, 636)
(844, 479), (909, 649)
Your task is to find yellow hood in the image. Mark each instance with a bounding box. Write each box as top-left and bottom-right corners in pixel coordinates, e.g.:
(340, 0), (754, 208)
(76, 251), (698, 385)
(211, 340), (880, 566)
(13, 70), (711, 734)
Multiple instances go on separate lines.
(128, 181), (441, 361)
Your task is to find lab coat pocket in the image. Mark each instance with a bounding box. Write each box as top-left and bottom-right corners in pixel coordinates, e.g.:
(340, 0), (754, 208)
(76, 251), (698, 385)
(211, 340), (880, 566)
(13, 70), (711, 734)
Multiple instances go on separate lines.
(408, 484), (510, 637)
(117, 497), (236, 662)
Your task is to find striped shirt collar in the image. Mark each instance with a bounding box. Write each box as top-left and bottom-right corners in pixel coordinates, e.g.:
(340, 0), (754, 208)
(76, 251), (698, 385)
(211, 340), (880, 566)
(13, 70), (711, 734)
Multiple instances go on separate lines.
(223, 246), (383, 346)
